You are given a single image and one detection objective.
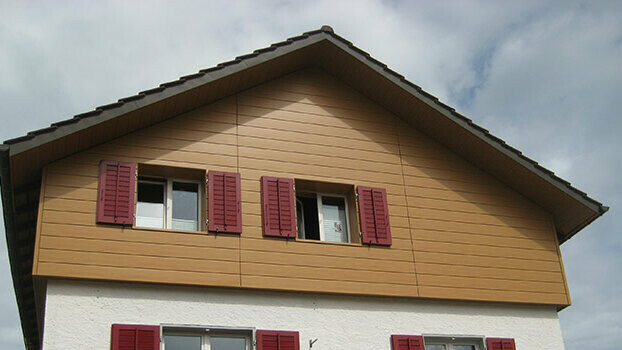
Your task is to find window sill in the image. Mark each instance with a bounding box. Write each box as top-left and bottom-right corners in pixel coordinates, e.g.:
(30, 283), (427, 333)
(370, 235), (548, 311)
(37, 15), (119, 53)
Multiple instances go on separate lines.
(294, 238), (362, 247)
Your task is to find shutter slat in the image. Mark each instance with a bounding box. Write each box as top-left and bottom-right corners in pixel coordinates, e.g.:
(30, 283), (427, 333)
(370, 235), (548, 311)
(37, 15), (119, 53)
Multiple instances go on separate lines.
(111, 324), (159, 350)
(97, 160), (135, 225)
(208, 171), (242, 233)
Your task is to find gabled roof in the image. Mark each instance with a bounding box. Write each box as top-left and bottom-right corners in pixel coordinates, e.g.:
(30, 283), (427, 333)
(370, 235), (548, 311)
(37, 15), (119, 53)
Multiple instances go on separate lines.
(0, 25), (608, 348)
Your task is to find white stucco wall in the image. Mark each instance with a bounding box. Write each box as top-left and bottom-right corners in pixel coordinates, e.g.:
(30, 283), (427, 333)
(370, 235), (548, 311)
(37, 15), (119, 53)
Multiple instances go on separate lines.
(42, 279), (565, 349)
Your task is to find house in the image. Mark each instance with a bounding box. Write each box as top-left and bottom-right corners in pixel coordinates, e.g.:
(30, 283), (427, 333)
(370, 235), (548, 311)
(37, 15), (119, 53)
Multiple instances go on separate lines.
(0, 25), (607, 350)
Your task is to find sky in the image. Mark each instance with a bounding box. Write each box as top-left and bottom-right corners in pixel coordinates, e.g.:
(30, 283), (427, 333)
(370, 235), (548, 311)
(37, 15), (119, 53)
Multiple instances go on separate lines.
(0, 0), (620, 349)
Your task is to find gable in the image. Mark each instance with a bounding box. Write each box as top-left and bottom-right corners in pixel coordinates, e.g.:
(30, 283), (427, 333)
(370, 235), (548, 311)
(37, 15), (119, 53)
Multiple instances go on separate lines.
(37, 67), (568, 308)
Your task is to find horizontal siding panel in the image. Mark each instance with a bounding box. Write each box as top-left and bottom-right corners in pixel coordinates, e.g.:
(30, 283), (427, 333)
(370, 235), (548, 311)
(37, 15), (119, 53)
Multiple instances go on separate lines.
(417, 274), (566, 294)
(406, 195), (550, 221)
(44, 186), (97, 201)
(43, 210), (95, 225)
(93, 144), (237, 168)
(40, 223), (238, 249)
(415, 251), (561, 272)
(238, 125), (400, 154)
(145, 127), (238, 145)
(239, 158), (404, 185)
(240, 89), (389, 121)
(43, 197), (96, 213)
(407, 207), (551, 231)
(238, 146), (403, 175)
(38, 249), (239, 275)
(241, 275), (419, 297)
(37, 262), (240, 288)
(238, 135), (402, 165)
(241, 262), (416, 285)
(411, 230), (556, 250)
(237, 103), (396, 136)
(238, 115), (398, 145)
(115, 136), (238, 156)
(410, 217), (554, 241)
(241, 237), (413, 262)
(159, 117), (237, 134)
(405, 188), (542, 211)
(415, 263), (563, 283)
(413, 240), (559, 261)
(241, 249), (414, 273)
(418, 286), (568, 305)
(238, 96), (394, 124)
(39, 236), (239, 262)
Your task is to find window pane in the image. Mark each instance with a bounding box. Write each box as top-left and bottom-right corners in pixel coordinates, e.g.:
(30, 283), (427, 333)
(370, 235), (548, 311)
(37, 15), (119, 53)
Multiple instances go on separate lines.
(136, 181), (165, 229)
(172, 182), (198, 231)
(321, 196), (348, 242)
(210, 336), (246, 350)
(164, 335), (201, 350)
(426, 345), (446, 350)
(454, 346), (476, 350)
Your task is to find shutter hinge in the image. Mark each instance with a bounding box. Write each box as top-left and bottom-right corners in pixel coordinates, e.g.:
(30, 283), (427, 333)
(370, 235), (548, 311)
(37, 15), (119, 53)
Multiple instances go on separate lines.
(205, 219), (209, 225)
(359, 231), (363, 238)
(355, 192), (359, 200)
(205, 178), (209, 184)
(293, 184), (296, 192)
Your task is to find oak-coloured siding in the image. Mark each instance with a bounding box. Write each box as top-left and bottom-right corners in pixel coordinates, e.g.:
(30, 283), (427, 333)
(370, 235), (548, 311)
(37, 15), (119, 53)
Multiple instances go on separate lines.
(34, 68), (569, 305)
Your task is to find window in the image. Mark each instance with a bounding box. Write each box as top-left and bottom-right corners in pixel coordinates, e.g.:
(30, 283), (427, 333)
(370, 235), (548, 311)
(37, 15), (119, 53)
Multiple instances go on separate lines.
(135, 164), (205, 231)
(136, 177), (200, 230)
(294, 179), (358, 244)
(424, 336), (485, 350)
(163, 328), (251, 350)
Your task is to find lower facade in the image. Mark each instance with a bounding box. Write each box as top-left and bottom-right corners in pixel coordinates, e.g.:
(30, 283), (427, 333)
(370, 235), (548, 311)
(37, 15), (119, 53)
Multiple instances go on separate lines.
(42, 279), (565, 349)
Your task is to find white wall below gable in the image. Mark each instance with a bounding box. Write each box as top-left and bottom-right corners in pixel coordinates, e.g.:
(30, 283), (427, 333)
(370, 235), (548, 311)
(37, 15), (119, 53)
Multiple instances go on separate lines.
(42, 279), (565, 349)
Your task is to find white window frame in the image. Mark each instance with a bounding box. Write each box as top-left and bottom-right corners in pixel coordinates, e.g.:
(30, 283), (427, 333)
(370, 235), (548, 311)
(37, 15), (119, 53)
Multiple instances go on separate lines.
(424, 335), (486, 350)
(161, 325), (253, 350)
(297, 192), (351, 243)
(136, 177), (202, 231)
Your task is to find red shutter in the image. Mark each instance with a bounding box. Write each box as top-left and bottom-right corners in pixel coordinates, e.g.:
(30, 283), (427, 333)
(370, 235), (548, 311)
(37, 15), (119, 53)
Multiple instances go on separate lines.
(257, 330), (300, 350)
(111, 324), (159, 350)
(260, 176), (296, 238)
(390, 335), (425, 350)
(486, 338), (516, 350)
(97, 160), (136, 225)
(357, 186), (392, 245)
(208, 171), (242, 233)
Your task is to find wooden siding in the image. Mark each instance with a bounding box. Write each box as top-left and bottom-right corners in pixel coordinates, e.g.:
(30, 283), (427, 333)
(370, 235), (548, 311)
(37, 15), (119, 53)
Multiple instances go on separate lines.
(34, 67), (570, 306)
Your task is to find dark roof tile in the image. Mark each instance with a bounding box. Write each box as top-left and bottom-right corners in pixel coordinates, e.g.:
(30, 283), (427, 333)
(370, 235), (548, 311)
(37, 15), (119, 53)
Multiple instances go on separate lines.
(118, 94), (145, 103)
(96, 101), (124, 111)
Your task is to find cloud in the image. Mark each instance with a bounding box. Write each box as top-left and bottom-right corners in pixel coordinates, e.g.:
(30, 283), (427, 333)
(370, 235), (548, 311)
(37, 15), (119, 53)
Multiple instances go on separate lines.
(1, 1), (620, 349)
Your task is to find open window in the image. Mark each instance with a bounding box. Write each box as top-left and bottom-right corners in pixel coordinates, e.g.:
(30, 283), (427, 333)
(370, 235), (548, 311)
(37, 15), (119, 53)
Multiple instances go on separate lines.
(294, 179), (359, 244)
(135, 165), (205, 231)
